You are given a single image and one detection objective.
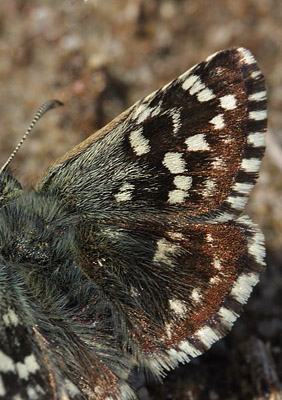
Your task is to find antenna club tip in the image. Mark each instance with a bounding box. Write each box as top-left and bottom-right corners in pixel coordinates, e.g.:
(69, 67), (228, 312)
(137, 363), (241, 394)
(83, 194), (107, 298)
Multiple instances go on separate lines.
(47, 99), (64, 109)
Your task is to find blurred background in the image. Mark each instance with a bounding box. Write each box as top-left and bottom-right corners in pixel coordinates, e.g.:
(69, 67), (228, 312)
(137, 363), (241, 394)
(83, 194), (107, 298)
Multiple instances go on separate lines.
(0, 1), (281, 399)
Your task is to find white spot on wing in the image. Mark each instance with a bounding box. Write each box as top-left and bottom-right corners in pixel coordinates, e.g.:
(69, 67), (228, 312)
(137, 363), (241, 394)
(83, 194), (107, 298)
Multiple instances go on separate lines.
(0, 350), (15, 372)
(191, 288), (202, 303)
(220, 94), (237, 110)
(251, 70), (260, 79)
(185, 133), (210, 151)
(227, 195), (248, 210)
(238, 47), (256, 65)
(162, 152), (186, 174)
(12, 395), (24, 400)
(214, 257), (222, 270)
(3, 308), (19, 326)
(241, 158), (261, 173)
(115, 183), (135, 202)
(27, 387), (37, 399)
(197, 87), (215, 102)
(247, 132), (265, 147)
(249, 110), (267, 121)
(210, 114), (225, 130)
(213, 212), (234, 222)
(230, 272), (259, 303)
(238, 219), (265, 264)
(167, 348), (188, 363)
(129, 128), (150, 156)
(233, 182), (254, 194)
(16, 354), (40, 380)
(248, 91), (266, 102)
(153, 239), (178, 264)
(167, 231), (183, 240)
(217, 306), (238, 329)
(209, 276), (220, 285)
(132, 102), (148, 120)
(196, 326), (219, 347)
(168, 189), (187, 204)
(165, 323), (173, 339)
(202, 179), (216, 197)
(171, 109), (181, 135)
(182, 74), (199, 91)
(169, 299), (187, 316)
(174, 175), (192, 190)
(207, 234), (213, 243)
(179, 340), (202, 357)
(136, 108), (151, 124)
(249, 232), (265, 264)
(189, 78), (205, 95)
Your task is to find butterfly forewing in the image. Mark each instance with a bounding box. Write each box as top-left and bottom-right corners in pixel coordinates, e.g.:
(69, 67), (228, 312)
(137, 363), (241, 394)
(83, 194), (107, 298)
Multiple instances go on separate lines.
(37, 48), (266, 222)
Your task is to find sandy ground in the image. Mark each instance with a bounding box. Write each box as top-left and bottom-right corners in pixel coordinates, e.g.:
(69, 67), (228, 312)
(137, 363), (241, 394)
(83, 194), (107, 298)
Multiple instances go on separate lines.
(0, 1), (281, 399)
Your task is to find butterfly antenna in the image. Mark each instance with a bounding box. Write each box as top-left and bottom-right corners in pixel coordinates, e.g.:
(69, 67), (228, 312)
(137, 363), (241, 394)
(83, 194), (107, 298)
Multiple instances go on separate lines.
(0, 99), (63, 175)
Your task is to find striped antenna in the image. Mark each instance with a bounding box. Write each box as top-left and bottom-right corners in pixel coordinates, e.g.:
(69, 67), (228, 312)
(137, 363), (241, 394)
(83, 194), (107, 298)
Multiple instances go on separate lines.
(0, 99), (63, 175)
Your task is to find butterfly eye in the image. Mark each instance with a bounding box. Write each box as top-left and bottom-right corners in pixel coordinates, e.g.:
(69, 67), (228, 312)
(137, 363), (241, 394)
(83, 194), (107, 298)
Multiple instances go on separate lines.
(0, 170), (22, 208)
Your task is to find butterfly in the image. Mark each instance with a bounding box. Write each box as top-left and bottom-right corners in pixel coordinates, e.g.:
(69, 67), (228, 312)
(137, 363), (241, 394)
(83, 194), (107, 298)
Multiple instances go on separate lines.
(0, 47), (266, 399)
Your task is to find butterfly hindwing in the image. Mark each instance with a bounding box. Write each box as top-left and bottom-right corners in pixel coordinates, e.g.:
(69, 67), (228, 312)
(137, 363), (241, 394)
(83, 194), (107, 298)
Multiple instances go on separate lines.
(76, 213), (265, 374)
